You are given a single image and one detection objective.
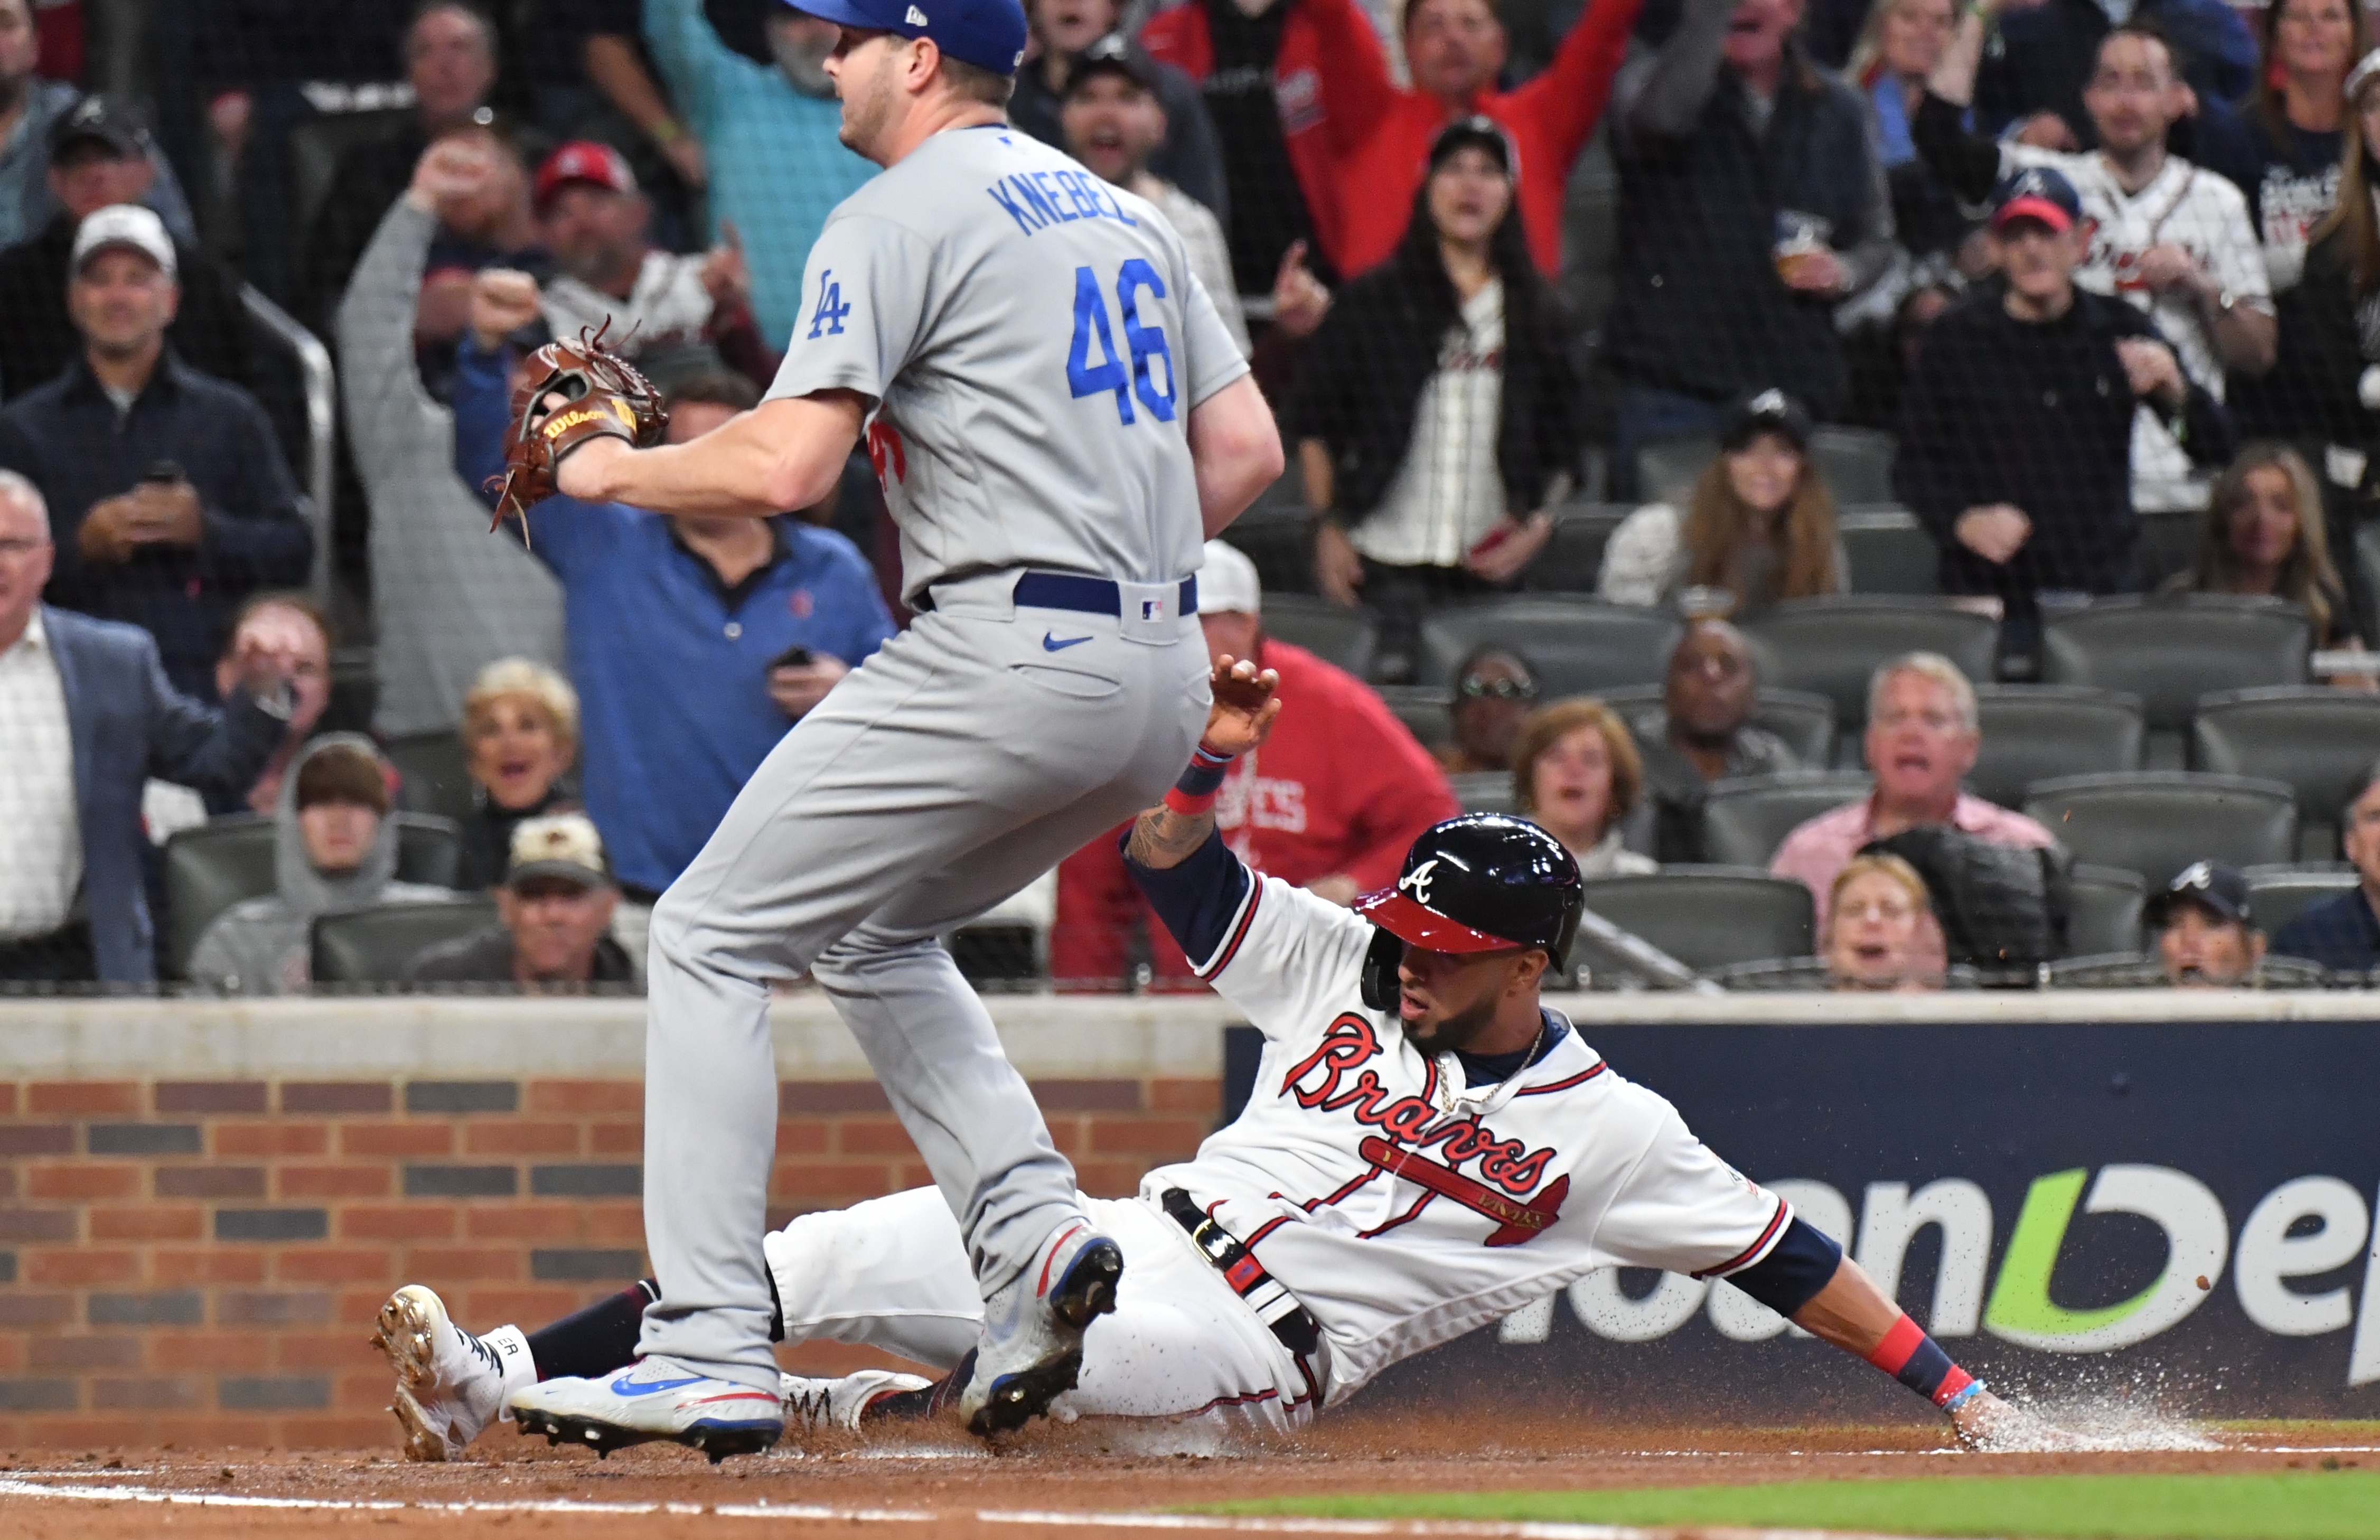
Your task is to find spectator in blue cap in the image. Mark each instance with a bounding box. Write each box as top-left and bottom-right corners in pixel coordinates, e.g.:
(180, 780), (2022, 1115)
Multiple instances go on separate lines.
(1894, 163), (2233, 609)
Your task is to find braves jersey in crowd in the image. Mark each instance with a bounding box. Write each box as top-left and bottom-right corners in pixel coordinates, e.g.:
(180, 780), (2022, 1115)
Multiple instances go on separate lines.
(2003, 145), (2267, 504)
(1131, 834), (1791, 1403)
(1051, 638), (1460, 985)
(765, 124), (1247, 605)
(542, 251), (718, 365)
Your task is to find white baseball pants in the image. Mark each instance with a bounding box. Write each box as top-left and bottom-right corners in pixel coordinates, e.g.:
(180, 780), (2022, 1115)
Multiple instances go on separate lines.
(766, 1188), (1320, 1434)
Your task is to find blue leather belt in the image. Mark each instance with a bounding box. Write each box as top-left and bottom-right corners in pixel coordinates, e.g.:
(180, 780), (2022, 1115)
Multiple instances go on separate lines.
(1012, 571), (1197, 617)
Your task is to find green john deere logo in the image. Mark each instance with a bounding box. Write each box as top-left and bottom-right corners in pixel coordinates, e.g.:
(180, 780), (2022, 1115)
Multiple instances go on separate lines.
(1983, 1166), (2230, 1354)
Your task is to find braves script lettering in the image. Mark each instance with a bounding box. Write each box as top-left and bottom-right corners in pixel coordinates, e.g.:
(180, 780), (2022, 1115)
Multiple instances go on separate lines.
(1279, 1015), (1556, 1200)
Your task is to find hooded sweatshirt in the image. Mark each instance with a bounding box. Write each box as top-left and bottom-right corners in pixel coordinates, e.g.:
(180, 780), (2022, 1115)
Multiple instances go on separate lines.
(185, 735), (455, 996)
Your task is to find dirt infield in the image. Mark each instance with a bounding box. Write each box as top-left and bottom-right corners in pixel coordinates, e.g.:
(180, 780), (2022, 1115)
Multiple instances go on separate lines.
(1, 1417), (2370, 1539)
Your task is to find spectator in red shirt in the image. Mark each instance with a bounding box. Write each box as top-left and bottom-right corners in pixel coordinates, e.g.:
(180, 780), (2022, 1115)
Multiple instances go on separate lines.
(1050, 540), (1460, 988)
(1337, 0), (1643, 275)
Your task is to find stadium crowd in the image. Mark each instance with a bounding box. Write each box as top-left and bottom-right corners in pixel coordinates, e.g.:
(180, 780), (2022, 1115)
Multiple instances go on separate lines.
(7, 0), (2380, 996)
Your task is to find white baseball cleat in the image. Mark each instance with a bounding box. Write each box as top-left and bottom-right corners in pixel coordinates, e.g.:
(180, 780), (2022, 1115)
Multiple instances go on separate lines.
(509, 1358), (786, 1462)
(779, 1368), (932, 1434)
(369, 1284), (508, 1461)
(958, 1217), (1123, 1438)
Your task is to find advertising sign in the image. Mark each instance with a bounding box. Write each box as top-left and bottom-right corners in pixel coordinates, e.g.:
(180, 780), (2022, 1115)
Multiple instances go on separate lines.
(1346, 1020), (2380, 1419)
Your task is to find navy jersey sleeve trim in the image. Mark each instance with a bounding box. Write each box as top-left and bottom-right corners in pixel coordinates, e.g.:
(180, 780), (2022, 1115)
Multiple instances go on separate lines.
(1691, 1193), (1794, 1280)
(1122, 825), (1255, 974)
(1721, 1215), (1845, 1318)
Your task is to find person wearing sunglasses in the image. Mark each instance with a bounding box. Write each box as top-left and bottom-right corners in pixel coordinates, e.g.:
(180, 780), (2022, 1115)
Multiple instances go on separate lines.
(1436, 644), (1538, 774)
(1631, 618), (1800, 861)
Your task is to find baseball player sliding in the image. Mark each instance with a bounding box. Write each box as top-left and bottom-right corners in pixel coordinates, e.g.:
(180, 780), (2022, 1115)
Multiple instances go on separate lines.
(373, 662), (2048, 1458)
(463, 0), (1281, 1458)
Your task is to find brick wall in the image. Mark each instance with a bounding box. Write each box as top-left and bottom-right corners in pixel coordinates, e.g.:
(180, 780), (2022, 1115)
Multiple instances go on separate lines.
(0, 1072), (1218, 1449)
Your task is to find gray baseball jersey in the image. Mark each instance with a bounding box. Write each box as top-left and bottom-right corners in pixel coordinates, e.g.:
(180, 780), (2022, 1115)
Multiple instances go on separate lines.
(766, 123), (1248, 606)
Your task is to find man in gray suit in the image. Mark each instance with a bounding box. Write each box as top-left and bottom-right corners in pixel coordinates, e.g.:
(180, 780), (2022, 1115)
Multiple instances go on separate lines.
(0, 471), (297, 983)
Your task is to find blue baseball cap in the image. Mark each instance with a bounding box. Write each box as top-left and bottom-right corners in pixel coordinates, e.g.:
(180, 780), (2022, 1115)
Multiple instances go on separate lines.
(785, 0), (1027, 76)
(1990, 165), (2082, 233)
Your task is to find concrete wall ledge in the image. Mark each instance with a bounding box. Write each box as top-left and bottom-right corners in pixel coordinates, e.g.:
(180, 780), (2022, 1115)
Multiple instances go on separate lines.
(0, 988), (2368, 1080)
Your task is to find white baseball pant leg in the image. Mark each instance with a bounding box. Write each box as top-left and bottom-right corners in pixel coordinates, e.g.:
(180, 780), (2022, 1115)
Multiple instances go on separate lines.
(766, 1188), (1317, 1434)
(638, 586), (1207, 1391)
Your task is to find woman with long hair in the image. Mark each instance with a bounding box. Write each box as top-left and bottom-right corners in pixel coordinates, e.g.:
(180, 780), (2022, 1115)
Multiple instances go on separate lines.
(2287, 54), (2380, 484)
(2162, 442), (2370, 684)
(1288, 116), (1578, 677)
(1846, 0), (1969, 260)
(2209, 0), (2372, 439)
(1598, 388), (1847, 615)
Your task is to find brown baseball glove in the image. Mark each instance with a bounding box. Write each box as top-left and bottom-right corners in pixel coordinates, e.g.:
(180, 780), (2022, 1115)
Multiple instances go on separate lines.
(485, 321), (669, 536)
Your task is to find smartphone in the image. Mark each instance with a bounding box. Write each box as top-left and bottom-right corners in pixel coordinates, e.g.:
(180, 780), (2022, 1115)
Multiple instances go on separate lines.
(1466, 524), (1515, 564)
(770, 645), (813, 671)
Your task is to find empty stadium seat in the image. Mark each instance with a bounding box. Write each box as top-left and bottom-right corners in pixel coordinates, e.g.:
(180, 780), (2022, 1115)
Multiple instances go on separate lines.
(1522, 504), (1629, 593)
(311, 899), (500, 987)
(1838, 506), (1937, 595)
(1259, 594), (1376, 678)
(1575, 867), (1816, 975)
(385, 731), (475, 825)
(2066, 864), (2147, 956)
(2044, 949), (2333, 988)
(2040, 598), (2309, 764)
(2021, 772), (2298, 887)
(1740, 598), (2000, 744)
(2191, 687), (2380, 860)
(1416, 599), (1679, 697)
(1375, 685), (1453, 749)
(1966, 686), (2144, 809)
(1809, 426), (1896, 506)
(1634, 435), (1716, 506)
(1698, 771), (1871, 867)
(1448, 772), (1516, 815)
(1601, 685), (1837, 766)
(162, 814), (466, 979)
(2243, 864), (2359, 938)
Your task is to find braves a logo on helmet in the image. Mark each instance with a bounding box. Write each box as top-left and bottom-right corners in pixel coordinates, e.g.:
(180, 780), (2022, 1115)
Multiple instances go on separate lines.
(905, 3), (928, 22)
(1398, 859), (1441, 907)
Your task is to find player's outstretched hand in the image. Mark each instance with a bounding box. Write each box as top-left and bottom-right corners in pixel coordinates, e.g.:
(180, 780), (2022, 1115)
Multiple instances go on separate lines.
(1204, 655), (1281, 757)
(1948, 1387), (2077, 1453)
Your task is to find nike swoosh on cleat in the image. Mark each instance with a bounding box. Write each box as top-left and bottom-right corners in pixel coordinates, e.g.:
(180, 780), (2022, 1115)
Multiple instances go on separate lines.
(1042, 632), (1091, 651)
(606, 1373), (711, 1396)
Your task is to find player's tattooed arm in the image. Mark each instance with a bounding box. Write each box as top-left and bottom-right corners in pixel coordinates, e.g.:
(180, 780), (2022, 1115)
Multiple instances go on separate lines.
(1126, 658), (1280, 871)
(1126, 804), (1213, 870)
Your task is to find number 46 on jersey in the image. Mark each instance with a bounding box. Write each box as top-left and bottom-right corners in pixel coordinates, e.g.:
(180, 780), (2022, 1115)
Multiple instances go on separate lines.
(1069, 260), (1176, 426)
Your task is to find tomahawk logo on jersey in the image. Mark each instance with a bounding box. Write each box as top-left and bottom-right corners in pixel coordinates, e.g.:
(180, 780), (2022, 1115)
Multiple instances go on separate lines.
(1132, 841), (1793, 1404)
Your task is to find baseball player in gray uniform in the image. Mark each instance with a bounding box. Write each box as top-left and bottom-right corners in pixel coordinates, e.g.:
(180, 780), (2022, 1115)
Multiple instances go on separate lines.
(476, 0), (1282, 1459)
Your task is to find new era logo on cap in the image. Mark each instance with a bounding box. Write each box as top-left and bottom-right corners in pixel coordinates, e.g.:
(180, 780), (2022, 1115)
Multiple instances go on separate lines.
(906, 4), (928, 21)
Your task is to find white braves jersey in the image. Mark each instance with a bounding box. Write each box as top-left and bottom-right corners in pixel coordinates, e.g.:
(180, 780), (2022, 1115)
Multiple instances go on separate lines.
(766, 124), (1248, 607)
(2005, 146), (2268, 502)
(1142, 870), (1789, 1404)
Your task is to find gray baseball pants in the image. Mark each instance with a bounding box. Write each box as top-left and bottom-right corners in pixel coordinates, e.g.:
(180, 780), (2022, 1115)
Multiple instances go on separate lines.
(636, 572), (1208, 1392)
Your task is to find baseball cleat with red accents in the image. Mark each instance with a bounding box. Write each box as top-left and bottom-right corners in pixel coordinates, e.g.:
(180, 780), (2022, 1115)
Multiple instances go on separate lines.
(780, 1368), (932, 1434)
(508, 1359), (785, 1462)
(958, 1218), (1122, 1438)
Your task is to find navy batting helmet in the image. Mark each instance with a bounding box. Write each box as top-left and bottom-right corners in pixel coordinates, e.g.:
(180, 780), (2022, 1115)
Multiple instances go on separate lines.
(1351, 814), (1585, 1009)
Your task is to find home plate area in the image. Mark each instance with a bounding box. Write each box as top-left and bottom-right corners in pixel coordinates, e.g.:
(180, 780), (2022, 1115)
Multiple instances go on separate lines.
(0, 1417), (2370, 1540)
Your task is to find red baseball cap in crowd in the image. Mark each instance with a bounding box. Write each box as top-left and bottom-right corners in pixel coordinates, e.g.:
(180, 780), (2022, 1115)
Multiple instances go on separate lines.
(535, 141), (636, 211)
